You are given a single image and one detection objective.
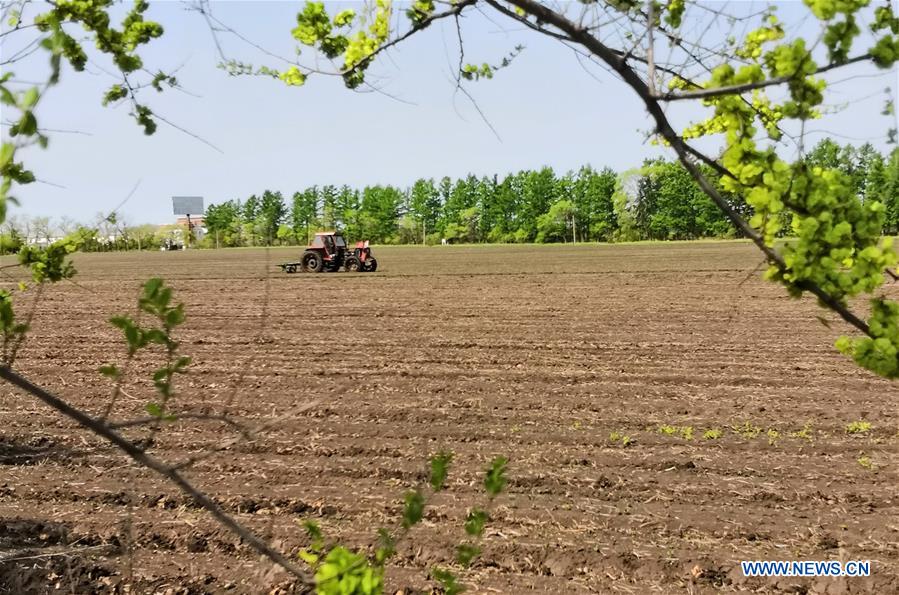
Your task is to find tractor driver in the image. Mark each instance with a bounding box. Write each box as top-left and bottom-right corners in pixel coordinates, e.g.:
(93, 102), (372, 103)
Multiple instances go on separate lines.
(323, 234), (335, 254)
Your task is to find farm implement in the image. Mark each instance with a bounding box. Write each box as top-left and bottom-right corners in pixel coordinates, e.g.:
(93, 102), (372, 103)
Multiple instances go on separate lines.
(280, 231), (378, 273)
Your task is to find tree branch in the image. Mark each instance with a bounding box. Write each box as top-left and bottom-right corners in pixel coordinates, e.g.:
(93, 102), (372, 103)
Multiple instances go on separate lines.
(0, 364), (315, 589)
(343, 0), (478, 79)
(501, 0), (872, 338)
(657, 54), (872, 101)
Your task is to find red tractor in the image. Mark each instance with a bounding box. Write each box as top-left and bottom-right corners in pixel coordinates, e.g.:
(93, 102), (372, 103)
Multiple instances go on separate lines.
(280, 231), (378, 273)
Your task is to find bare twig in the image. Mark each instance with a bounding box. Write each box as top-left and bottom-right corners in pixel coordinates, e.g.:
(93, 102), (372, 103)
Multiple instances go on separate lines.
(449, 13), (503, 142)
(5, 281), (44, 366)
(645, 0), (655, 97)
(223, 247), (272, 410)
(171, 400), (321, 471)
(108, 412), (254, 439)
(0, 364), (315, 589)
(0, 544), (117, 563)
(152, 111), (224, 155)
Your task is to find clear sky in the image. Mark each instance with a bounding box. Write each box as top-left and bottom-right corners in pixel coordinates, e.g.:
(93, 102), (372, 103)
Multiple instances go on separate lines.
(2, 1), (897, 225)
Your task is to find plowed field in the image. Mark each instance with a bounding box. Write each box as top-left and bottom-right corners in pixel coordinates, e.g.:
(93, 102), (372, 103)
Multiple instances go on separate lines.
(1, 242), (896, 594)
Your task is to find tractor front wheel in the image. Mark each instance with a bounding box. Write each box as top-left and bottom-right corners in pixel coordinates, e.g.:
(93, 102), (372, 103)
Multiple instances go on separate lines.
(345, 256), (362, 272)
(302, 252), (324, 273)
(364, 258), (378, 272)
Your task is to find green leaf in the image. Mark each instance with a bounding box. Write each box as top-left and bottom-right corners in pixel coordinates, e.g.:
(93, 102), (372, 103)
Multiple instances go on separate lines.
(102, 84), (128, 106)
(164, 305), (185, 328)
(484, 456), (508, 498)
(333, 8), (355, 27)
(143, 277), (163, 297)
(374, 527), (395, 564)
(0, 87), (15, 106)
(21, 88), (39, 109)
(303, 519), (323, 542)
(143, 329), (168, 345)
(432, 567), (465, 595)
(0, 143), (13, 170)
(277, 66), (306, 86)
(298, 548), (319, 565)
(145, 402), (163, 417)
(98, 364), (120, 379)
(429, 450), (453, 491)
(124, 324), (141, 351)
(401, 490), (425, 529)
(109, 315), (132, 330)
(464, 509), (488, 537)
(17, 112), (37, 136)
(455, 543), (481, 567)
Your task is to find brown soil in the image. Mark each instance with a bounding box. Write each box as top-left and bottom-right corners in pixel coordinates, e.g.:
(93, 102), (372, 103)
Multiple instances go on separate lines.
(0, 242), (896, 594)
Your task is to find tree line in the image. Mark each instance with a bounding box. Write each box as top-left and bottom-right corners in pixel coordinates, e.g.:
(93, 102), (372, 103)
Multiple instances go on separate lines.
(2, 140), (896, 254)
(203, 161), (744, 247)
(204, 140), (898, 247)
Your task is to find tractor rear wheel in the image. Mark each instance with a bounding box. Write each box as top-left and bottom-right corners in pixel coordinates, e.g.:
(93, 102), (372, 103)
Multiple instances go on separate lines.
(344, 256), (361, 272)
(302, 251), (323, 273)
(364, 258), (378, 272)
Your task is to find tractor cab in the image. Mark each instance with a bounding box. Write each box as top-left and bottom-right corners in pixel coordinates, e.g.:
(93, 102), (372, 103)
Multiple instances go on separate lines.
(310, 232), (346, 258)
(304, 231), (346, 271)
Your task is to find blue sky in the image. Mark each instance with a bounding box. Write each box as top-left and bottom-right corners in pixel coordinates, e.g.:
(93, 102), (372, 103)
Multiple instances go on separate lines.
(2, 1), (897, 225)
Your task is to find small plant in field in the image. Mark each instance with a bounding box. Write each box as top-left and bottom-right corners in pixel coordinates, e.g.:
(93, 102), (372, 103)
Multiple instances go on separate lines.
(732, 421), (762, 440)
(609, 431), (634, 447)
(298, 452), (508, 594)
(846, 421), (872, 435)
(767, 428), (780, 446)
(657, 424), (677, 436)
(857, 455), (875, 470)
(790, 423), (814, 442)
(571, 420), (583, 430)
(657, 425), (694, 440)
(703, 428), (723, 440)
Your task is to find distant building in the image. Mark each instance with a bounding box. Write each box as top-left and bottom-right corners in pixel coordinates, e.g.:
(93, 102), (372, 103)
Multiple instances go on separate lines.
(175, 216), (206, 241)
(26, 236), (63, 247)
